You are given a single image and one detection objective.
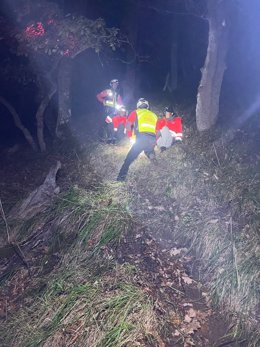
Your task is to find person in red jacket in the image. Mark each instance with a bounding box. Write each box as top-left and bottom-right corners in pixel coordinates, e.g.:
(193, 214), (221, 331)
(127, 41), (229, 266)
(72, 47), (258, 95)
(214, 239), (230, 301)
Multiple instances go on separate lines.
(96, 79), (123, 143)
(156, 106), (183, 152)
(112, 106), (127, 143)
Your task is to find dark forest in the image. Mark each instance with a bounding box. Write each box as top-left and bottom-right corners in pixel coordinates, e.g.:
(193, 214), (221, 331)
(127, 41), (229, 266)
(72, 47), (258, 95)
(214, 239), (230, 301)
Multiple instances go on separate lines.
(0, 1), (259, 346)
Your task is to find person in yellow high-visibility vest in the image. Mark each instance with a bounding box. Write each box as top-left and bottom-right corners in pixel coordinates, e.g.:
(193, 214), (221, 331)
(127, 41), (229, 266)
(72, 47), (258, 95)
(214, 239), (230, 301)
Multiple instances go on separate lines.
(117, 98), (158, 182)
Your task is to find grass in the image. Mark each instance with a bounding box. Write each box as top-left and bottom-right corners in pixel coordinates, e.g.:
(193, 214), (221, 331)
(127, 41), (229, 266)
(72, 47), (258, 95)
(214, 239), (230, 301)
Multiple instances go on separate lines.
(1, 112), (259, 346)
(1, 263), (160, 347)
(0, 178), (162, 347)
(89, 116), (259, 345)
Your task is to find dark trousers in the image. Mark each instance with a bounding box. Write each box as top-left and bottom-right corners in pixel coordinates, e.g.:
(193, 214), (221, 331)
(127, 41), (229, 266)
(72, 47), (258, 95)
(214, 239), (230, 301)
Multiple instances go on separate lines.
(106, 122), (116, 142)
(117, 133), (156, 180)
(105, 107), (117, 142)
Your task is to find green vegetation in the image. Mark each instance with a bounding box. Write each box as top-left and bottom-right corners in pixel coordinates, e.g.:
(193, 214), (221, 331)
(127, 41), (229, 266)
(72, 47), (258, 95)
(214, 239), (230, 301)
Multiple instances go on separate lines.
(0, 113), (259, 346)
(0, 182), (162, 347)
(1, 262), (159, 347)
(91, 113), (259, 346)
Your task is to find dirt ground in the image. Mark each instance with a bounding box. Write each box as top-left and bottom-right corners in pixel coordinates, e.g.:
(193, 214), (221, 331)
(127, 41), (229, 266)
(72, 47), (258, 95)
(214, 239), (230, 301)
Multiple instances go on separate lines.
(0, 133), (253, 346)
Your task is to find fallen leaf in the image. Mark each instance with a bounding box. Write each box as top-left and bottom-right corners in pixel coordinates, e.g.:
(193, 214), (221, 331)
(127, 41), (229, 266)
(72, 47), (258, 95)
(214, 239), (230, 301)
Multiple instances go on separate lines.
(184, 314), (192, 323)
(184, 319), (201, 335)
(169, 248), (182, 257)
(182, 275), (193, 284)
(184, 337), (195, 346)
(208, 219), (219, 224)
(187, 308), (196, 318)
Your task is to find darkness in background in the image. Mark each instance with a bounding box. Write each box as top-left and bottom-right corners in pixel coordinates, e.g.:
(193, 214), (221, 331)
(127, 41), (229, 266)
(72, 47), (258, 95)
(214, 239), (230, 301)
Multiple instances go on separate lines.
(0, 0), (260, 146)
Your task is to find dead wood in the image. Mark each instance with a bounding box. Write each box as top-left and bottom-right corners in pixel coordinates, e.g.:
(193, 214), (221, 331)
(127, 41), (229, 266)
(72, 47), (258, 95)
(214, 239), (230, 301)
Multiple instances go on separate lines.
(8, 161), (61, 221)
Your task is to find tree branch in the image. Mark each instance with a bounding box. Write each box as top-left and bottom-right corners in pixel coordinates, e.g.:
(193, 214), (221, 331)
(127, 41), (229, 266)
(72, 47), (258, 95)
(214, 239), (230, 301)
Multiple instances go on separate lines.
(36, 86), (57, 152)
(0, 96), (37, 151)
(143, 4), (208, 21)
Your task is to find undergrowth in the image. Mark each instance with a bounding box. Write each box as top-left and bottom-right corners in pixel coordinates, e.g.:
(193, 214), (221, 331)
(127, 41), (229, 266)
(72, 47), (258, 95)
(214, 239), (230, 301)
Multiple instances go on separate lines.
(1, 262), (159, 347)
(91, 113), (260, 346)
(0, 180), (164, 347)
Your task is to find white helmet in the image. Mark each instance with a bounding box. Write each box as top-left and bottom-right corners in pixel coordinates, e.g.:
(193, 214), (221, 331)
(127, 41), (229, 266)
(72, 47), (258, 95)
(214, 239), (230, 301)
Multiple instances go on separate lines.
(136, 98), (149, 109)
(110, 79), (119, 86)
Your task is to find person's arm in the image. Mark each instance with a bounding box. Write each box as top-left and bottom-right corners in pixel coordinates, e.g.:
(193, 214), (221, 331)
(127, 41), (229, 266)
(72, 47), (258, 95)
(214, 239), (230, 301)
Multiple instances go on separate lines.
(117, 94), (123, 105)
(125, 111), (136, 137)
(156, 119), (164, 138)
(174, 117), (183, 141)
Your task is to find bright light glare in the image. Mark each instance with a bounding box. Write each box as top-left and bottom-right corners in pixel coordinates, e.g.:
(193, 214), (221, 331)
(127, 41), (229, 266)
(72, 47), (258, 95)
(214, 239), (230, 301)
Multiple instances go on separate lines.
(130, 138), (136, 145)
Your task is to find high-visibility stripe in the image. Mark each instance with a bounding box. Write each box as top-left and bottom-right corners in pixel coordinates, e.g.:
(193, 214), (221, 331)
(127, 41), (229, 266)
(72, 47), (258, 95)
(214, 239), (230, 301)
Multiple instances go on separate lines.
(105, 116), (112, 123)
(141, 123), (156, 129)
(114, 128), (118, 131)
(175, 133), (183, 137)
(169, 130), (177, 136)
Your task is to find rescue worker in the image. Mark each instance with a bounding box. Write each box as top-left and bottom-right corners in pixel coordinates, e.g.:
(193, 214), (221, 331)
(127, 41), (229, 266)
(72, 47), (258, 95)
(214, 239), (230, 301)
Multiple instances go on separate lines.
(156, 106), (183, 152)
(117, 98), (158, 182)
(112, 106), (127, 143)
(96, 79), (123, 143)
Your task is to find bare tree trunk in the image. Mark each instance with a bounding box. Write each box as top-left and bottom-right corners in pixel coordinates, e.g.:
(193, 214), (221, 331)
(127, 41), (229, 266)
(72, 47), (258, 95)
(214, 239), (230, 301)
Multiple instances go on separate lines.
(122, 2), (138, 106)
(36, 87), (56, 152)
(196, 0), (229, 131)
(170, 16), (179, 92)
(56, 58), (72, 138)
(0, 96), (37, 151)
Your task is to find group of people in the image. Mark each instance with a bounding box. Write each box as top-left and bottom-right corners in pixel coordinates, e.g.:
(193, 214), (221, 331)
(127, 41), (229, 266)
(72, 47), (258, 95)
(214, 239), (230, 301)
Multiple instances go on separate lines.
(96, 79), (183, 182)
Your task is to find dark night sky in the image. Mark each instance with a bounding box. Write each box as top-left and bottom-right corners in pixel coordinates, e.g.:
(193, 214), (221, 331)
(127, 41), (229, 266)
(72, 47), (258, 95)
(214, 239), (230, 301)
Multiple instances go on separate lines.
(0, 0), (260, 145)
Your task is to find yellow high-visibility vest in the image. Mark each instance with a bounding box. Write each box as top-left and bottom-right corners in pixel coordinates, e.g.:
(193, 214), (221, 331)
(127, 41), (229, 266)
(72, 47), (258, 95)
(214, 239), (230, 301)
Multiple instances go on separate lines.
(104, 89), (117, 108)
(136, 109), (157, 134)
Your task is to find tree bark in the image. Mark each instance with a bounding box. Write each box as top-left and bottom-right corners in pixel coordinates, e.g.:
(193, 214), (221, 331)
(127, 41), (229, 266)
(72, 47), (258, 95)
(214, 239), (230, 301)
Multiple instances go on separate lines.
(56, 58), (72, 138)
(170, 16), (179, 92)
(36, 86), (57, 152)
(122, 2), (138, 106)
(196, 0), (229, 131)
(0, 96), (37, 151)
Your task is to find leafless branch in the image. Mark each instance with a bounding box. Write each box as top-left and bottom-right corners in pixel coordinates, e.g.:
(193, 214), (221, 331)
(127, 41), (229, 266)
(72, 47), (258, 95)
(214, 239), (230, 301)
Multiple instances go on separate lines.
(0, 198), (11, 243)
(143, 5), (208, 21)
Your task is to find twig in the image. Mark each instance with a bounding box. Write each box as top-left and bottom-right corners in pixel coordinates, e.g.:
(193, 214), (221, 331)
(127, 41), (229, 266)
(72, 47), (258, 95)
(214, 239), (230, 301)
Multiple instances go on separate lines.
(0, 197), (31, 275)
(0, 198), (11, 243)
(230, 216), (240, 290)
(217, 339), (236, 347)
(143, 4), (208, 21)
(217, 338), (247, 347)
(5, 299), (8, 321)
(213, 143), (221, 167)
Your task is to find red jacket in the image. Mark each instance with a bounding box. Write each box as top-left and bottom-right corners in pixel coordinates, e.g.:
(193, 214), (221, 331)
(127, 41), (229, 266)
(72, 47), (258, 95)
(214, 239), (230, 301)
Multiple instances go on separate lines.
(156, 116), (183, 141)
(112, 115), (127, 130)
(96, 89), (123, 105)
(124, 110), (137, 137)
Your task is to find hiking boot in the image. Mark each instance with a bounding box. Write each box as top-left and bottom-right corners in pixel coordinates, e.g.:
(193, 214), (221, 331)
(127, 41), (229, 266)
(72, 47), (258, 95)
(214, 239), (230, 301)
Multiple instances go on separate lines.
(160, 146), (167, 153)
(111, 138), (117, 145)
(117, 175), (126, 182)
(148, 152), (156, 160)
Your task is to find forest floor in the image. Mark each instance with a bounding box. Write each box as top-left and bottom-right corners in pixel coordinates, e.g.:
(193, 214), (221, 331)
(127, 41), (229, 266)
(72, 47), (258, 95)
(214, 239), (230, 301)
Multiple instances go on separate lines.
(0, 111), (259, 347)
